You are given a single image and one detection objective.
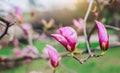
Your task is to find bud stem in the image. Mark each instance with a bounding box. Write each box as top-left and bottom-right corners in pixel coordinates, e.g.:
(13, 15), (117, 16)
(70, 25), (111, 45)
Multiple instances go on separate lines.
(101, 50), (107, 55)
(53, 68), (56, 73)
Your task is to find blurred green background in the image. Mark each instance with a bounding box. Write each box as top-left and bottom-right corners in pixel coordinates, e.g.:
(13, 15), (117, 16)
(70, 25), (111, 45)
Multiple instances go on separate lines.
(0, 41), (120, 73)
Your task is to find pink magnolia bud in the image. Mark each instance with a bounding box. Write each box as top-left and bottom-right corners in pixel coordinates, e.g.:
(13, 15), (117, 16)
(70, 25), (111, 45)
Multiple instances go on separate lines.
(21, 23), (31, 36)
(73, 18), (84, 31)
(93, 12), (99, 19)
(95, 20), (109, 51)
(40, 32), (47, 39)
(13, 40), (19, 47)
(15, 7), (23, 23)
(13, 40), (21, 56)
(46, 45), (59, 68)
(51, 26), (77, 52)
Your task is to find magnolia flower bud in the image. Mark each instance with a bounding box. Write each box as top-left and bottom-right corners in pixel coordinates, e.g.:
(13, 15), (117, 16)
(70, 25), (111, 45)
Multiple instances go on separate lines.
(21, 23), (31, 36)
(13, 47), (21, 56)
(51, 26), (77, 52)
(15, 7), (23, 23)
(95, 20), (109, 51)
(73, 18), (84, 33)
(93, 12), (99, 19)
(45, 45), (59, 68)
(13, 40), (19, 47)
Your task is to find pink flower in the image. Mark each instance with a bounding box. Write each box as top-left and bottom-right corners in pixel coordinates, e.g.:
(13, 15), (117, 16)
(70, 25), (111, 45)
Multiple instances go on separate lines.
(21, 47), (31, 55)
(42, 47), (49, 57)
(13, 40), (21, 55)
(15, 7), (23, 23)
(20, 45), (39, 56)
(40, 32), (47, 39)
(51, 26), (77, 52)
(13, 40), (19, 47)
(26, 45), (39, 55)
(13, 47), (21, 56)
(73, 18), (84, 31)
(21, 23), (31, 36)
(95, 20), (109, 51)
(45, 45), (59, 68)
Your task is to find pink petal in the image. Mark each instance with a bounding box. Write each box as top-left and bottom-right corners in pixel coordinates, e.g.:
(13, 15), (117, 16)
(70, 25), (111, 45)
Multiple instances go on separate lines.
(15, 7), (23, 22)
(40, 32), (47, 39)
(13, 47), (21, 55)
(21, 23), (31, 36)
(46, 45), (59, 68)
(73, 19), (80, 27)
(73, 18), (84, 30)
(42, 47), (49, 57)
(94, 12), (99, 19)
(21, 47), (31, 55)
(13, 40), (19, 47)
(95, 20), (109, 50)
(79, 18), (84, 28)
(59, 27), (77, 51)
(21, 23), (31, 31)
(27, 46), (39, 55)
(51, 34), (68, 49)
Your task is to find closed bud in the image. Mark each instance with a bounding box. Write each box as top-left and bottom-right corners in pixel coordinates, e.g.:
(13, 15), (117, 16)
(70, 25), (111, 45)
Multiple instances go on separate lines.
(45, 45), (59, 68)
(93, 12), (99, 19)
(95, 20), (109, 51)
(15, 7), (23, 23)
(73, 18), (84, 33)
(51, 26), (77, 52)
(21, 23), (31, 36)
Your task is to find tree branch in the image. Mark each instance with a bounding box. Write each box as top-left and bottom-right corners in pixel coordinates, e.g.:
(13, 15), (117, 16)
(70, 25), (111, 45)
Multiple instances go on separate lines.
(83, 0), (94, 56)
(0, 17), (15, 39)
(105, 25), (120, 31)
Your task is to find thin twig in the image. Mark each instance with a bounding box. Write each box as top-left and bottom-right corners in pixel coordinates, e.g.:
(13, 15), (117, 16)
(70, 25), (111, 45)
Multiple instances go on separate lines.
(0, 17), (15, 39)
(105, 25), (120, 31)
(81, 55), (91, 63)
(87, 23), (96, 42)
(28, 31), (33, 46)
(72, 55), (83, 64)
(83, 0), (94, 56)
(87, 0), (104, 42)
